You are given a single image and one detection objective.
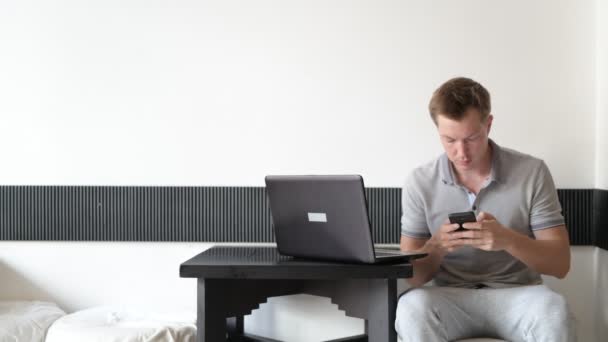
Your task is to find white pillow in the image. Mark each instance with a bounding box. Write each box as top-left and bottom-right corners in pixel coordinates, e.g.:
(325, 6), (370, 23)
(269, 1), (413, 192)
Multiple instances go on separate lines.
(46, 306), (196, 342)
(0, 301), (65, 342)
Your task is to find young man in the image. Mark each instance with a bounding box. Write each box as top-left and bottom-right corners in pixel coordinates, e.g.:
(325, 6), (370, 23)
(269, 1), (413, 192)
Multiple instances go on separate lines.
(396, 77), (576, 341)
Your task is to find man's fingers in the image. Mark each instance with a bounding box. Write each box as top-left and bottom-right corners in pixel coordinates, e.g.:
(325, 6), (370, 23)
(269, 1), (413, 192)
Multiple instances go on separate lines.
(442, 223), (461, 232)
(448, 223), (461, 232)
(456, 238), (488, 248)
(477, 211), (496, 221)
(454, 230), (484, 239)
(462, 222), (482, 230)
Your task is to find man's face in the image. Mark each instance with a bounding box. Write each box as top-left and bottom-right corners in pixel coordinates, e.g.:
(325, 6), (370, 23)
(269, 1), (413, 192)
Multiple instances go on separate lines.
(436, 109), (493, 173)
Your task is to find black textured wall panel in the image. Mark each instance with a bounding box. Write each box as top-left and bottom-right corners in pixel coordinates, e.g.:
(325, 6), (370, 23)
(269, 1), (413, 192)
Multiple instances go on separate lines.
(0, 186), (602, 248)
(0, 186), (272, 242)
(557, 189), (595, 246)
(594, 189), (608, 250)
(365, 188), (402, 244)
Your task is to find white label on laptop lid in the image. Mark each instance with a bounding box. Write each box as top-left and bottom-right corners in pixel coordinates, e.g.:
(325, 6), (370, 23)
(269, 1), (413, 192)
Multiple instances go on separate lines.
(308, 212), (327, 222)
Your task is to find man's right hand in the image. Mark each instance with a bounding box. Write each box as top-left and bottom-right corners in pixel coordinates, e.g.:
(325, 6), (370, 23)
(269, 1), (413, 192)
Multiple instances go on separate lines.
(401, 222), (461, 287)
(424, 221), (463, 257)
(401, 221), (468, 287)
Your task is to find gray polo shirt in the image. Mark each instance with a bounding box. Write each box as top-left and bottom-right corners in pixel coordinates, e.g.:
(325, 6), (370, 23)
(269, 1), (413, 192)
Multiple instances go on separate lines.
(401, 140), (565, 288)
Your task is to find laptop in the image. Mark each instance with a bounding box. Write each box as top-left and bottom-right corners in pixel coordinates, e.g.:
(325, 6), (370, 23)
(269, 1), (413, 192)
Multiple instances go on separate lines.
(264, 175), (426, 264)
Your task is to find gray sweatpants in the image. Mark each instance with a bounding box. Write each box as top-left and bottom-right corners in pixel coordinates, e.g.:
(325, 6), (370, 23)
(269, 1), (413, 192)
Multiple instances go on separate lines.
(395, 285), (576, 342)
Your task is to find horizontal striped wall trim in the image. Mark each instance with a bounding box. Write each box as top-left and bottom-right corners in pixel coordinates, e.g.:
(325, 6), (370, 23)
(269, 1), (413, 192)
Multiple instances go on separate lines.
(0, 187), (605, 249)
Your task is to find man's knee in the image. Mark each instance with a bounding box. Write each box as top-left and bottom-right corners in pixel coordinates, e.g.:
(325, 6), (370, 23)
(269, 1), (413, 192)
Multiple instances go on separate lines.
(396, 289), (428, 337)
(397, 288), (434, 316)
(395, 288), (439, 330)
(530, 289), (570, 320)
(524, 288), (576, 339)
(395, 288), (450, 341)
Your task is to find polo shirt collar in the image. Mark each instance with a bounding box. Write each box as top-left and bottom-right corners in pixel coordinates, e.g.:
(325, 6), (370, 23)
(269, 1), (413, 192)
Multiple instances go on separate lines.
(439, 139), (503, 186)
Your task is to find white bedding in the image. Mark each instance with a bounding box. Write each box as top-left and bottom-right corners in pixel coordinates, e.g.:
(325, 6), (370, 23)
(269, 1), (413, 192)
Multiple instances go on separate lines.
(45, 306), (196, 342)
(0, 301), (65, 342)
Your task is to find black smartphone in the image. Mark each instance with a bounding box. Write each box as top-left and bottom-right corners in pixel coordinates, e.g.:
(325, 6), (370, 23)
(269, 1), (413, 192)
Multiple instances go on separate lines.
(448, 211), (477, 231)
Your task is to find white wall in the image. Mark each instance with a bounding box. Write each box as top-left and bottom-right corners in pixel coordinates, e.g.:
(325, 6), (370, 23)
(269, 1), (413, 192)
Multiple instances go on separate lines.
(597, 0), (608, 189)
(595, 0), (608, 339)
(0, 0), (603, 341)
(596, 248), (608, 341)
(0, 242), (212, 313)
(0, 0), (596, 188)
(542, 247), (597, 342)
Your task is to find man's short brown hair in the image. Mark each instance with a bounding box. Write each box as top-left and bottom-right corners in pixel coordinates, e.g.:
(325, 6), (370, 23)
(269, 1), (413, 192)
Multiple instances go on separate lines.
(428, 77), (491, 124)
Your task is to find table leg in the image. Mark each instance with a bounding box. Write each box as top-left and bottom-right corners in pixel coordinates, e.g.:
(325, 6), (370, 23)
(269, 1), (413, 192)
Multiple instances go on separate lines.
(365, 279), (397, 342)
(197, 278), (227, 342)
(227, 316), (244, 340)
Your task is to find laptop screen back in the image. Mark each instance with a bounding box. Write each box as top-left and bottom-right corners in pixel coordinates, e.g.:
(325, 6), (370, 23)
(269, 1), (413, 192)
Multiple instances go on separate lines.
(265, 175), (377, 263)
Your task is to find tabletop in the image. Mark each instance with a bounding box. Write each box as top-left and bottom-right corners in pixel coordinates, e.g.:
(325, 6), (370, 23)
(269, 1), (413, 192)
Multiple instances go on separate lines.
(180, 246), (414, 280)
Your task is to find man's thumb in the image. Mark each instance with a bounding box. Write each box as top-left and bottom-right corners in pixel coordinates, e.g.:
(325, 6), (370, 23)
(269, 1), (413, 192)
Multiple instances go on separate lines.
(477, 211), (495, 221)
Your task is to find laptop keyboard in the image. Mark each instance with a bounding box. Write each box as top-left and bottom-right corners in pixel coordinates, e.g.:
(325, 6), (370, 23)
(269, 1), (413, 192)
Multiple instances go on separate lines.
(374, 249), (402, 257)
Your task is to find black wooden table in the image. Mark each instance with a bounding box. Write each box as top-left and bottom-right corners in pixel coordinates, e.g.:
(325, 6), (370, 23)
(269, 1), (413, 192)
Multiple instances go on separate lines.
(180, 246), (413, 342)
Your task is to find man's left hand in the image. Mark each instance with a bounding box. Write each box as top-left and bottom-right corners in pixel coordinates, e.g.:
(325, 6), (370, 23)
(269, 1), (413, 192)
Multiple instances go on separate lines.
(452, 211), (515, 251)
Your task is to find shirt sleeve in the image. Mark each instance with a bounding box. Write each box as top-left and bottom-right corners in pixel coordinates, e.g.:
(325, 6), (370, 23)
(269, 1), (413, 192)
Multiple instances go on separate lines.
(401, 174), (432, 239)
(529, 161), (566, 230)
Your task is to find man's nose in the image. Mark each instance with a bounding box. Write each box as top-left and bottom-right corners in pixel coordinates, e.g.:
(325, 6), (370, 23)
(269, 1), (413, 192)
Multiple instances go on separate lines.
(454, 141), (469, 158)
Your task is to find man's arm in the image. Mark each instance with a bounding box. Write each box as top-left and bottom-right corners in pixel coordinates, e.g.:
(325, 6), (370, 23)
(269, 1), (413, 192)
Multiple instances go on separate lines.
(459, 213), (571, 279)
(504, 160), (571, 278)
(505, 225), (570, 278)
(401, 236), (436, 287)
(400, 222), (461, 287)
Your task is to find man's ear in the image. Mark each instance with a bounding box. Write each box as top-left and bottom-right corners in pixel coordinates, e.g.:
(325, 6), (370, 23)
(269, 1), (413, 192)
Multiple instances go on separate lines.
(486, 114), (494, 134)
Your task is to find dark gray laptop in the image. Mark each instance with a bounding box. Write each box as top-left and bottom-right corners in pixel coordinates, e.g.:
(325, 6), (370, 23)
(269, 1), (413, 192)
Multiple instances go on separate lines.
(265, 175), (426, 264)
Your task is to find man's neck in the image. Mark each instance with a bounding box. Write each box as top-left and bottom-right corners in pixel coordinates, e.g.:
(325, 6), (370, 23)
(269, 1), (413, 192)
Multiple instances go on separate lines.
(453, 144), (493, 193)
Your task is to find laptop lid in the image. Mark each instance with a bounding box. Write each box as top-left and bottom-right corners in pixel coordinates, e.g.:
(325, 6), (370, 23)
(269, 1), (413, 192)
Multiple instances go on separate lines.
(265, 175), (413, 264)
